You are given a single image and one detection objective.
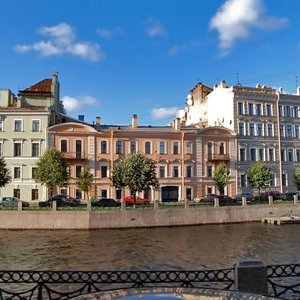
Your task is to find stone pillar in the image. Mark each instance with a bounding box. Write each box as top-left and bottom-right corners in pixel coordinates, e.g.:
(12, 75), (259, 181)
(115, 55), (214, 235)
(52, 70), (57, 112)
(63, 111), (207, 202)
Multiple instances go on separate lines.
(17, 200), (22, 211)
(242, 197), (247, 206)
(235, 258), (268, 296)
(52, 201), (57, 211)
(121, 201), (126, 211)
(294, 194), (298, 205)
(268, 195), (273, 205)
(214, 197), (219, 207)
(87, 201), (91, 211)
(185, 199), (190, 208)
(154, 200), (159, 210)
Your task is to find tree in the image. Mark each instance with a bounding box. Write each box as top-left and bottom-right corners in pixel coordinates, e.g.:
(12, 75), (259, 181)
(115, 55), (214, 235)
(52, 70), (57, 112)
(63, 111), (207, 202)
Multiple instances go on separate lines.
(111, 153), (158, 201)
(0, 157), (11, 188)
(294, 166), (300, 191)
(34, 148), (70, 197)
(213, 163), (230, 194)
(247, 161), (271, 195)
(77, 164), (93, 200)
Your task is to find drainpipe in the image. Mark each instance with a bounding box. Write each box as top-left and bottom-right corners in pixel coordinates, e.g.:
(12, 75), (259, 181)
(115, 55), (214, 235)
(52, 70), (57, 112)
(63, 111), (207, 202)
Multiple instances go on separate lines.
(110, 130), (114, 197)
(276, 92), (283, 193)
(181, 132), (185, 203)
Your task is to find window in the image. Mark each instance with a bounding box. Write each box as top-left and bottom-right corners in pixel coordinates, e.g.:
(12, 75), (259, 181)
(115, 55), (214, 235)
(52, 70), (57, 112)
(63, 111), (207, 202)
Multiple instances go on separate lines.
(101, 189), (108, 198)
(32, 167), (37, 179)
(219, 143), (225, 155)
(240, 174), (246, 188)
(207, 142), (213, 158)
(130, 140), (137, 153)
(256, 123), (263, 136)
(173, 166), (179, 177)
(14, 167), (21, 179)
(101, 141), (107, 154)
(173, 141), (179, 154)
(279, 125), (285, 137)
(297, 150), (300, 162)
(256, 104), (262, 116)
(250, 149), (256, 161)
(295, 126), (300, 138)
(288, 149), (293, 161)
(159, 166), (165, 178)
(248, 103), (254, 115)
(76, 165), (82, 178)
(31, 189), (39, 201)
(32, 120), (40, 132)
(207, 165), (213, 177)
(32, 142), (40, 157)
(159, 141), (166, 154)
(286, 106), (291, 117)
(294, 106), (299, 118)
(101, 166), (107, 178)
(268, 149), (275, 161)
(249, 123), (255, 136)
(186, 165), (192, 178)
(76, 140), (82, 158)
(0, 142), (2, 156)
(145, 141), (151, 154)
(239, 148), (246, 161)
(61, 140), (67, 152)
(270, 173), (275, 187)
(282, 173), (288, 187)
(60, 188), (67, 195)
(186, 188), (192, 201)
(258, 149), (264, 161)
(14, 142), (21, 157)
(266, 104), (272, 116)
(14, 189), (20, 199)
(185, 141), (192, 154)
(238, 102), (244, 114)
(267, 123), (273, 137)
(286, 125), (292, 137)
(0, 120), (3, 132)
(116, 140), (123, 154)
(279, 105), (284, 116)
(281, 149), (286, 161)
(14, 120), (22, 132)
(238, 122), (245, 136)
(76, 189), (82, 199)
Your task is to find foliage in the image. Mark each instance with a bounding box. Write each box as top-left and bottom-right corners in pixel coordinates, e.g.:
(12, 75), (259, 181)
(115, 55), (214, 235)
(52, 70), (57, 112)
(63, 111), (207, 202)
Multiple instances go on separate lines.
(34, 148), (70, 196)
(294, 166), (300, 191)
(247, 161), (271, 194)
(77, 164), (93, 200)
(0, 157), (11, 187)
(212, 163), (230, 194)
(111, 153), (158, 198)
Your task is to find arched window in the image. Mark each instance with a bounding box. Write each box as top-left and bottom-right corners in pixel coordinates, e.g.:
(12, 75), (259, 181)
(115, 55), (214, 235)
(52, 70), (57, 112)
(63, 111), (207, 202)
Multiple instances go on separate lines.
(61, 140), (67, 152)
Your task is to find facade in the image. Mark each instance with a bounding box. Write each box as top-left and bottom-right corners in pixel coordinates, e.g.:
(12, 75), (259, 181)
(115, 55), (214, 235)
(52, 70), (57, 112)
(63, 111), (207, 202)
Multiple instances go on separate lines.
(48, 115), (237, 201)
(180, 80), (300, 194)
(0, 73), (64, 201)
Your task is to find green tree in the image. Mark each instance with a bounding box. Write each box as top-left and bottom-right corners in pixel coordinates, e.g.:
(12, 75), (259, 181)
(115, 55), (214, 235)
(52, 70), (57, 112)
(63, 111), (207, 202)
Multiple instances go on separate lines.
(0, 157), (11, 188)
(212, 163), (230, 194)
(34, 148), (70, 197)
(294, 166), (300, 191)
(77, 164), (93, 200)
(111, 153), (158, 202)
(247, 161), (271, 196)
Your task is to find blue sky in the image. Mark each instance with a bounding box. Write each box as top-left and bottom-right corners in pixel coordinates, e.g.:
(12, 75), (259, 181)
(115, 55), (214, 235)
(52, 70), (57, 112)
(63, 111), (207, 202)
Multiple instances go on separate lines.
(1, 0), (299, 126)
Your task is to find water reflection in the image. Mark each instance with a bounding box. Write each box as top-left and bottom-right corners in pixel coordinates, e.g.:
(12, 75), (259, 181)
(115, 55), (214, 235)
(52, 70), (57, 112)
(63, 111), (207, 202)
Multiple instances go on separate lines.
(0, 223), (299, 271)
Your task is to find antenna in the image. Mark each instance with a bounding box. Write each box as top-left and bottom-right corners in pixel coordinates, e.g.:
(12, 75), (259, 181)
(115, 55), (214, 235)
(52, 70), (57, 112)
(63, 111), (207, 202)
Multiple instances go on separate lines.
(296, 75), (298, 89)
(236, 72), (241, 86)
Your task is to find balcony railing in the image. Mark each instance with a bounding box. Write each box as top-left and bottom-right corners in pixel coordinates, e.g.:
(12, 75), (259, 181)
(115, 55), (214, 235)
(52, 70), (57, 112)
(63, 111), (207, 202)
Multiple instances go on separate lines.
(62, 152), (87, 160)
(207, 153), (229, 161)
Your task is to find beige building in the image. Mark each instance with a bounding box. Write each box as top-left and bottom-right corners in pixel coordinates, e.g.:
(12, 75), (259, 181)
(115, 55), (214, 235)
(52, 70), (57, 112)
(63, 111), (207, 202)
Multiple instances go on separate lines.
(0, 72), (64, 201)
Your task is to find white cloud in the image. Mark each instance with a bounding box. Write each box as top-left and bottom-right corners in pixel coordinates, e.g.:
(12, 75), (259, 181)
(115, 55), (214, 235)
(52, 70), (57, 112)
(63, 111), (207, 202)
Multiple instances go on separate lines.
(62, 95), (99, 112)
(97, 27), (123, 39)
(14, 23), (105, 61)
(151, 107), (178, 119)
(210, 0), (288, 51)
(145, 17), (167, 37)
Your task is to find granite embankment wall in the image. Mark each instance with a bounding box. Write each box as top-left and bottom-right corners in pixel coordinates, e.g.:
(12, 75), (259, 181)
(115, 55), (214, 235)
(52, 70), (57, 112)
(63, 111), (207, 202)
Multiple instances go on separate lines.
(0, 204), (299, 229)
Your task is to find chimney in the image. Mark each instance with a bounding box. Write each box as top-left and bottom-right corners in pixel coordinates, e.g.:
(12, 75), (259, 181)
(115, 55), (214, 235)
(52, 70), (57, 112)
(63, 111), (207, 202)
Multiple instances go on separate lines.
(132, 114), (138, 128)
(96, 116), (101, 130)
(78, 115), (85, 122)
(174, 117), (181, 130)
(297, 87), (300, 95)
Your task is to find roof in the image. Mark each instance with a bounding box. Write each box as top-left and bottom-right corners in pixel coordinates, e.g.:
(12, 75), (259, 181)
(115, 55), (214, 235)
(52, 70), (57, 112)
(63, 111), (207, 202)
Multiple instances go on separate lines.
(18, 79), (52, 96)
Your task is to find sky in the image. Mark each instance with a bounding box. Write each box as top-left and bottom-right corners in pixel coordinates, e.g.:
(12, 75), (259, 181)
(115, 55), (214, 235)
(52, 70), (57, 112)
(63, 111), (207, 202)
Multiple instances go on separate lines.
(1, 0), (300, 126)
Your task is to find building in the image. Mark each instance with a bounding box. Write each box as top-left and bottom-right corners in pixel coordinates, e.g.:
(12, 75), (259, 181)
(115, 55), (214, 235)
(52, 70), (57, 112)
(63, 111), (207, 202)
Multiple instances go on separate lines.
(0, 72), (64, 201)
(180, 80), (300, 194)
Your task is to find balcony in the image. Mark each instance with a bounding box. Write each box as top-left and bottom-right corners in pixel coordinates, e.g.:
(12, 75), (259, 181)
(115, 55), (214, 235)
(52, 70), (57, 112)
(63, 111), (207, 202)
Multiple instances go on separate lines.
(62, 152), (87, 160)
(207, 154), (230, 161)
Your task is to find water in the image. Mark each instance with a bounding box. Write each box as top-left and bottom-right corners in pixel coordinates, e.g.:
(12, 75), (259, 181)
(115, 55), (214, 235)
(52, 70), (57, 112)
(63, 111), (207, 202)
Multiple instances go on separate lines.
(0, 223), (299, 271)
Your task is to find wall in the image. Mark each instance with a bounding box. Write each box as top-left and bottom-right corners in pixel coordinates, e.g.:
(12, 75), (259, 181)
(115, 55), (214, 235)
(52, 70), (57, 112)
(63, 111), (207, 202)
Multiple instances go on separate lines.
(0, 204), (299, 229)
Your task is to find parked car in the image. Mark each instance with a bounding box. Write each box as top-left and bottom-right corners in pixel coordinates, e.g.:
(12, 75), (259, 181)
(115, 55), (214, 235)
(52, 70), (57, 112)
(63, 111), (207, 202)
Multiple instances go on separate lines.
(92, 198), (121, 207)
(0, 197), (29, 208)
(253, 191), (282, 202)
(281, 192), (298, 201)
(234, 192), (253, 202)
(121, 196), (150, 205)
(39, 194), (81, 207)
(200, 194), (236, 205)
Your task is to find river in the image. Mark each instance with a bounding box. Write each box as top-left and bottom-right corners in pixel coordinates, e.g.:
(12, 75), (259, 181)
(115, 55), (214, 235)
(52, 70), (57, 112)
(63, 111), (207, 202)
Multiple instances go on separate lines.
(0, 222), (299, 271)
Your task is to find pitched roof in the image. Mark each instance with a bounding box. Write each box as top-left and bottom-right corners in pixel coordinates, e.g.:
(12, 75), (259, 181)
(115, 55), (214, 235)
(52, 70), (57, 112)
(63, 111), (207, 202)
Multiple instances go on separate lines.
(18, 79), (52, 96)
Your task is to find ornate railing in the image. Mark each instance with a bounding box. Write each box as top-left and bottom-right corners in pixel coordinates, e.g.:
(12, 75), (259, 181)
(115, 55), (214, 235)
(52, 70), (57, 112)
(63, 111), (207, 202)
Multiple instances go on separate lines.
(0, 264), (299, 299)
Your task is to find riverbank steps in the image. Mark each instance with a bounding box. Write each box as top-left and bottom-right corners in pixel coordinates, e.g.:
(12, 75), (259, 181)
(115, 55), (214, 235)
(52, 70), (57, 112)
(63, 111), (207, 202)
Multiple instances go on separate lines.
(0, 204), (299, 229)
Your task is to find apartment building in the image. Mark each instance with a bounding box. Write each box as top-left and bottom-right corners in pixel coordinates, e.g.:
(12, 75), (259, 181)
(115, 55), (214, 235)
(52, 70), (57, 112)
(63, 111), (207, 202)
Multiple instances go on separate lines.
(48, 115), (237, 201)
(0, 72), (64, 201)
(180, 80), (300, 194)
